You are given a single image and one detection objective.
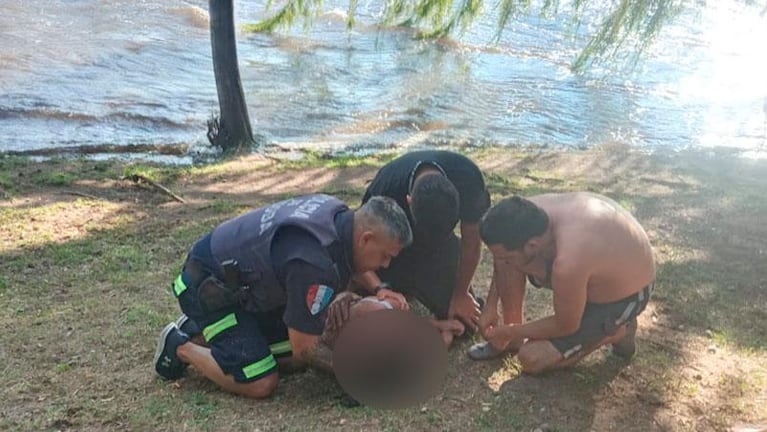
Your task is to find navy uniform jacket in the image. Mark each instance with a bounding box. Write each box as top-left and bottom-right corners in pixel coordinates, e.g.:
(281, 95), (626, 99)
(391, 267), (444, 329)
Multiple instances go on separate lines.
(188, 194), (354, 335)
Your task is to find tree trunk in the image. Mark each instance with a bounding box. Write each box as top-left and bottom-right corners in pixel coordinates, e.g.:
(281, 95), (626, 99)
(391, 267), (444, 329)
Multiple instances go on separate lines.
(207, 0), (255, 153)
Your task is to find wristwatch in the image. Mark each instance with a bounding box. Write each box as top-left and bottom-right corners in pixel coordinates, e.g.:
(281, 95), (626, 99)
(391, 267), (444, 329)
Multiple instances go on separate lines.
(373, 282), (392, 295)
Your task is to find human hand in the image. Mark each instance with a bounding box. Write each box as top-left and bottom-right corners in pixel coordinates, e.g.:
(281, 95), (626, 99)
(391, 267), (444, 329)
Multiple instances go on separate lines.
(376, 288), (409, 311)
(449, 291), (480, 332)
(326, 291), (361, 333)
(478, 306), (500, 339)
(484, 324), (514, 352)
(429, 318), (465, 337)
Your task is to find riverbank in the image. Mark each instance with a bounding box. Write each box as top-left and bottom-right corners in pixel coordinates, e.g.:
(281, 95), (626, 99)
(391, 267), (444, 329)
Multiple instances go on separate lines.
(1, 145), (765, 431)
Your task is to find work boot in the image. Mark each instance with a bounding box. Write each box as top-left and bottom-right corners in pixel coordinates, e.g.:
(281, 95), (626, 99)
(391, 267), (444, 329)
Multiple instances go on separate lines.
(612, 317), (638, 359)
(153, 322), (190, 380)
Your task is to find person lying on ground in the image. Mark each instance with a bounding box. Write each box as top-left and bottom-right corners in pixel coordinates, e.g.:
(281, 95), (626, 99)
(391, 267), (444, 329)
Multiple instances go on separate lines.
(324, 292), (466, 348)
(469, 192), (655, 375)
(327, 293), (452, 409)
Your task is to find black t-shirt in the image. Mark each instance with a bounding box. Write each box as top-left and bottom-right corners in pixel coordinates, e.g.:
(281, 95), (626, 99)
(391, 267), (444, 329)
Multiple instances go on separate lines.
(362, 150), (490, 227)
(270, 209), (354, 335)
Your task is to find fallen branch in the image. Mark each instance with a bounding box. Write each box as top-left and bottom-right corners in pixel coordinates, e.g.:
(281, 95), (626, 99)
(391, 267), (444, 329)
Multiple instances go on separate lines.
(122, 174), (186, 203)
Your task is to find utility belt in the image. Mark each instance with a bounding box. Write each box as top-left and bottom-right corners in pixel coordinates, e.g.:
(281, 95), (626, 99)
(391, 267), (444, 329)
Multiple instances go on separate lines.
(174, 258), (249, 316)
(173, 240), (345, 316)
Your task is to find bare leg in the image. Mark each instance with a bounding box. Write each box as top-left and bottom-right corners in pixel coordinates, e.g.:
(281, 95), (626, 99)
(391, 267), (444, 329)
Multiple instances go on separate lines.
(611, 317), (638, 358)
(517, 324), (629, 374)
(467, 280), (524, 360)
(177, 342), (279, 398)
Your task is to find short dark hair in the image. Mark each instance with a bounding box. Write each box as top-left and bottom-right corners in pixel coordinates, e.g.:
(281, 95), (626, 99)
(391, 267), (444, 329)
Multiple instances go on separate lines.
(480, 196), (549, 250)
(410, 173), (459, 239)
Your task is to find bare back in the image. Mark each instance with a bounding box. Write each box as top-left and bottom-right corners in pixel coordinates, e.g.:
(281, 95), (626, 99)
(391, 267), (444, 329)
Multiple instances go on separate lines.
(532, 192), (655, 303)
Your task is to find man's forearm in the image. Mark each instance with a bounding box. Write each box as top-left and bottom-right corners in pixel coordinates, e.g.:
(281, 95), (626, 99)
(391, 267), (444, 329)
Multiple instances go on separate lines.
(503, 315), (575, 342)
(355, 271), (383, 294)
(454, 238), (481, 297)
(298, 340), (334, 374)
(289, 327), (335, 374)
(496, 265), (526, 325)
(454, 224), (482, 297)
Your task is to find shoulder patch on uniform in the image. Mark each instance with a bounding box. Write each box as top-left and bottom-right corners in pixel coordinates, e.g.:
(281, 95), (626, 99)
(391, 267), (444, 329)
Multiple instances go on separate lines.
(307, 284), (335, 315)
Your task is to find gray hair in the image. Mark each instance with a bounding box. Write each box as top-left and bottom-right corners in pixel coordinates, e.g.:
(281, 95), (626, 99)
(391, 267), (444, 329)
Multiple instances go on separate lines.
(357, 196), (413, 247)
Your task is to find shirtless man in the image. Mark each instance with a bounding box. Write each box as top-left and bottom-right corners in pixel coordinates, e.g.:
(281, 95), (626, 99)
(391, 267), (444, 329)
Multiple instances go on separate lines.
(469, 193), (655, 374)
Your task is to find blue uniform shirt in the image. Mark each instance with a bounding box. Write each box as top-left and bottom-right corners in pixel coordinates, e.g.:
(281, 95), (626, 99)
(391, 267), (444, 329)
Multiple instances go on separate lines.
(271, 208), (354, 335)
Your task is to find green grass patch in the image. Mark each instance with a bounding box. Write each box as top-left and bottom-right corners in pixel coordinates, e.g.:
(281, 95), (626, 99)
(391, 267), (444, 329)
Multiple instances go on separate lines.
(169, 219), (223, 247)
(203, 199), (247, 215)
(100, 243), (153, 275)
(123, 303), (168, 329)
(47, 241), (96, 266)
(133, 395), (176, 426)
(0, 155), (31, 170)
(34, 171), (77, 186)
(483, 171), (520, 197)
(280, 150), (398, 170)
(184, 391), (219, 429)
(319, 186), (366, 202)
(0, 172), (13, 193)
(472, 400), (527, 431)
(54, 362), (73, 374)
(123, 163), (187, 185)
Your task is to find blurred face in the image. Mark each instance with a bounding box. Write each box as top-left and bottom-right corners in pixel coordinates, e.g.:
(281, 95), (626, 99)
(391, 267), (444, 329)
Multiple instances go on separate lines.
(353, 230), (403, 274)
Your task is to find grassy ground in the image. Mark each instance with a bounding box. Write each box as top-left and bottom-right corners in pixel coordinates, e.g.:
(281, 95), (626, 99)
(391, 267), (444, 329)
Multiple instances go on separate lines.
(1, 144), (766, 431)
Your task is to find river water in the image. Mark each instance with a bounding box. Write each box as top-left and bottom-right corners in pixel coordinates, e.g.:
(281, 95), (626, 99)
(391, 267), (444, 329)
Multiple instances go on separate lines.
(1, 0), (765, 163)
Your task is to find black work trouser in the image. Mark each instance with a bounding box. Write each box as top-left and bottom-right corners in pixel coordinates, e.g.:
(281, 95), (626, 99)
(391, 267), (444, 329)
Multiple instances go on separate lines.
(377, 233), (460, 320)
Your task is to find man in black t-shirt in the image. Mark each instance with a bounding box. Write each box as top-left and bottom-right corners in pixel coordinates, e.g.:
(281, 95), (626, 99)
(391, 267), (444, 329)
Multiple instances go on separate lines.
(153, 195), (412, 399)
(359, 150), (491, 339)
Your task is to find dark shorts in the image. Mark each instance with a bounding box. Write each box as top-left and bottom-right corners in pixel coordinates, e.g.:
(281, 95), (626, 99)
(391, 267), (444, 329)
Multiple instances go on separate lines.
(172, 260), (292, 383)
(377, 233), (460, 320)
(550, 282), (654, 359)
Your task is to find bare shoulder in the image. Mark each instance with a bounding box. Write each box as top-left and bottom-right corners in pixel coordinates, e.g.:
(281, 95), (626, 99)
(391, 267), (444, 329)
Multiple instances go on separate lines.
(528, 192), (570, 208)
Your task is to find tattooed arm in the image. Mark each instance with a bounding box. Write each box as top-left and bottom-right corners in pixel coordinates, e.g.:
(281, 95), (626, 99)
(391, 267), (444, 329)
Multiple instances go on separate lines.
(288, 328), (334, 373)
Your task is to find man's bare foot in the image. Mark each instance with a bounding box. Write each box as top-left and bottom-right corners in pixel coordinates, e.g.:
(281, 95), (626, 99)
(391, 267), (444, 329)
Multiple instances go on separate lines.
(612, 317), (638, 359)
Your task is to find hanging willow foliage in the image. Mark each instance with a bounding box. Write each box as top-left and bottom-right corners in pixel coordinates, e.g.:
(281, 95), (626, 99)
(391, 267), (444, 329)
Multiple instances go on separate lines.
(242, 0), (758, 71)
